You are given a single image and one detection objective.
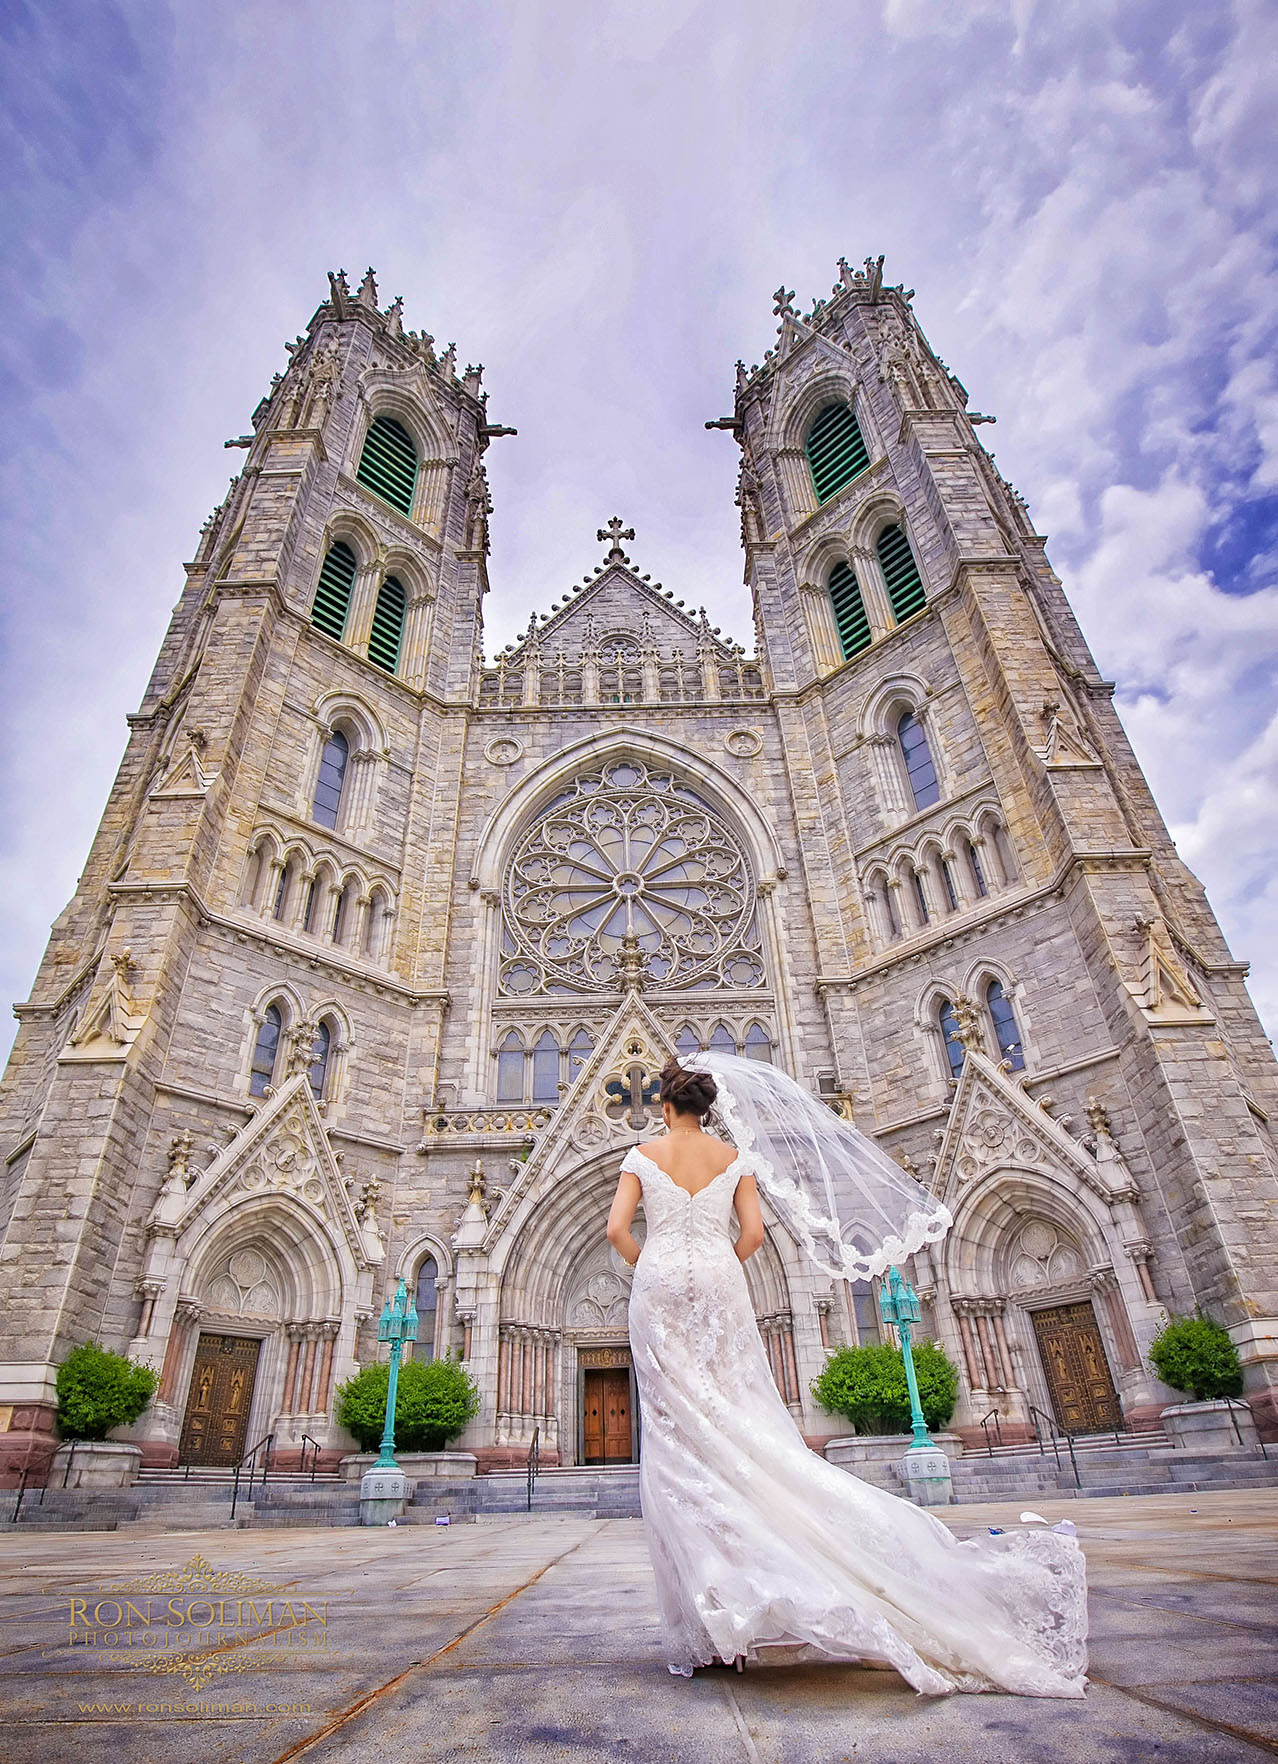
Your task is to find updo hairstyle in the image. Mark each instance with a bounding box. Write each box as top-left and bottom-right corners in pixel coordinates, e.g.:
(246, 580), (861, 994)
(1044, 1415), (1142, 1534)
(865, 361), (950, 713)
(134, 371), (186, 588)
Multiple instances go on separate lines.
(659, 1058), (717, 1122)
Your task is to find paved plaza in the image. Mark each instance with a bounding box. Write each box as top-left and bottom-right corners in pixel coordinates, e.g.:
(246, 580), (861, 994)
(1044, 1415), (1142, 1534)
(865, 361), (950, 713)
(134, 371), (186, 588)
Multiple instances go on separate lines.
(0, 1490), (1275, 1762)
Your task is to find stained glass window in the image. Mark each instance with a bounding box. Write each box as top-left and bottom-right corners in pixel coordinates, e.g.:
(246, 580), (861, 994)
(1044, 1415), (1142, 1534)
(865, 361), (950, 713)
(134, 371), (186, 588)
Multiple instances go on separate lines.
(501, 759), (764, 995)
(898, 711), (939, 810)
(938, 999), (965, 1079)
(250, 1004), (282, 1097)
(415, 1255), (438, 1363)
(308, 1020), (331, 1101)
(313, 730), (349, 829)
(987, 980), (1025, 1070)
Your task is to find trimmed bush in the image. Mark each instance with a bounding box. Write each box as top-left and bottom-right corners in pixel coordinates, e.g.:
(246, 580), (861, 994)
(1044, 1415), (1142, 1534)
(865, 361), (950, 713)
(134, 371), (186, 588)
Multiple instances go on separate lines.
(56, 1342), (158, 1441)
(336, 1353), (480, 1452)
(1149, 1313), (1243, 1402)
(810, 1339), (959, 1435)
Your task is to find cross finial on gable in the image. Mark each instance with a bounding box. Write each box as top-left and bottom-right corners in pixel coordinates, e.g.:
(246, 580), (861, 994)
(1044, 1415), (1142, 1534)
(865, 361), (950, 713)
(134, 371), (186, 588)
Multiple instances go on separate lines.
(596, 516), (635, 563)
(773, 286), (795, 320)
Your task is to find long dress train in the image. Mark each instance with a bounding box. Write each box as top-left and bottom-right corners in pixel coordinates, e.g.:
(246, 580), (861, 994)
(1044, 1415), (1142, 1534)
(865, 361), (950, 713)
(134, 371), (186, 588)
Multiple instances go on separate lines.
(622, 1144), (1089, 1697)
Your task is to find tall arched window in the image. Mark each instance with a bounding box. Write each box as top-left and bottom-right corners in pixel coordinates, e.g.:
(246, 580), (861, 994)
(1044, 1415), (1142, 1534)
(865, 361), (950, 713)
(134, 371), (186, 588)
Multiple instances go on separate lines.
(356, 415), (418, 515)
(674, 1025), (701, 1057)
(531, 1029), (560, 1103)
(877, 524), (926, 622)
(368, 575), (406, 674)
(939, 855), (959, 912)
(496, 1031), (524, 1102)
(937, 999), (965, 1079)
(708, 1024), (736, 1053)
(312, 541), (358, 642)
(250, 1004), (283, 1097)
(962, 835), (987, 898)
(308, 1020), (332, 1101)
(827, 561), (871, 660)
(743, 1022), (772, 1062)
(897, 710), (940, 810)
(414, 1254), (438, 1364)
(986, 979), (1025, 1070)
(805, 403), (870, 503)
(567, 1030), (593, 1085)
(312, 730), (350, 829)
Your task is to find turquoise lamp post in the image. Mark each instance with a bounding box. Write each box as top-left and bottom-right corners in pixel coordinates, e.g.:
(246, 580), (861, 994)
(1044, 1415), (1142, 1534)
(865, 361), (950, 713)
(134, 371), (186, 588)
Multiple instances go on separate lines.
(374, 1278), (419, 1471)
(879, 1265), (932, 1450)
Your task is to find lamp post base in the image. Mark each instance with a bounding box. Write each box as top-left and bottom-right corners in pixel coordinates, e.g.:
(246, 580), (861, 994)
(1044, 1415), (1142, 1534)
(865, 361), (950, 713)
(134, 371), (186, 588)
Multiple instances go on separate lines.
(901, 1444), (954, 1507)
(360, 1465), (410, 1525)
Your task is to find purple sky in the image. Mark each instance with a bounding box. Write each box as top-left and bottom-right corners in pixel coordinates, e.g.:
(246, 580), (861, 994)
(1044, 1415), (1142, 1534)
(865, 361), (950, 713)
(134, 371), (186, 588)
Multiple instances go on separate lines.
(2, 0), (1276, 1057)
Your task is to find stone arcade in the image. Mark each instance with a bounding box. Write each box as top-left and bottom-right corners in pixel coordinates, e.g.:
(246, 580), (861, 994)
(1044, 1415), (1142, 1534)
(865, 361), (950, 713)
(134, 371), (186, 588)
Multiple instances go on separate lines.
(1, 260), (1275, 1480)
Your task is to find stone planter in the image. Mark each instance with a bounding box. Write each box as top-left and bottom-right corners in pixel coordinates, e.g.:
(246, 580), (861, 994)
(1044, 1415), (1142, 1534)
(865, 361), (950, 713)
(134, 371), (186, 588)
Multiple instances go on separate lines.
(825, 1433), (962, 1471)
(340, 1450), (478, 1484)
(51, 1441), (143, 1489)
(1161, 1399), (1259, 1454)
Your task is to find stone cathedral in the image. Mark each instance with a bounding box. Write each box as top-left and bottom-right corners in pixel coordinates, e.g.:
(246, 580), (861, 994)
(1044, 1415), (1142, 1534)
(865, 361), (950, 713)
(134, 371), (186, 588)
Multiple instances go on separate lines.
(2, 259), (1276, 1482)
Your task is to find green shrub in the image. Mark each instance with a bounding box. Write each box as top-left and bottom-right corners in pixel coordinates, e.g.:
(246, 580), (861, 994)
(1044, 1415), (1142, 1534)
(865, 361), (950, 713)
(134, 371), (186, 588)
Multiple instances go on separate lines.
(1149, 1313), (1243, 1402)
(336, 1353), (480, 1452)
(56, 1342), (158, 1441)
(810, 1339), (959, 1435)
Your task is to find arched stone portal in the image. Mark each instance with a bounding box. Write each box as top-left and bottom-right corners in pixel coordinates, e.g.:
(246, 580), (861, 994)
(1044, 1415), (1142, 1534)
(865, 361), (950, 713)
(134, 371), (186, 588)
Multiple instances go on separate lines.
(491, 1151), (803, 1465)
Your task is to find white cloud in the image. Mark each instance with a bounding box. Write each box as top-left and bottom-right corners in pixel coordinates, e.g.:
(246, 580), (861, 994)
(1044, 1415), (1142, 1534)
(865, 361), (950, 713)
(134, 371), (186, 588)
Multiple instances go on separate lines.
(1, 0), (1276, 1064)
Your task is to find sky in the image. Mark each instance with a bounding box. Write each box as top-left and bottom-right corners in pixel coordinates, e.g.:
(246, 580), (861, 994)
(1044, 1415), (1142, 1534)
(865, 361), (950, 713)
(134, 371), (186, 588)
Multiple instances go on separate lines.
(1, 0), (1276, 1058)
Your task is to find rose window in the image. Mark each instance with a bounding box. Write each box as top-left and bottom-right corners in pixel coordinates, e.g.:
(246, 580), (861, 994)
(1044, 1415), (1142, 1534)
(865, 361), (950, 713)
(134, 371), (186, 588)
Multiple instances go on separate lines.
(501, 759), (765, 995)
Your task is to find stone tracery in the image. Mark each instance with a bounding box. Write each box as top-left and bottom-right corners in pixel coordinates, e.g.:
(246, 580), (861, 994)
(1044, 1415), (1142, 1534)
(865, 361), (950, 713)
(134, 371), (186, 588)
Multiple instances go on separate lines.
(500, 758), (765, 996)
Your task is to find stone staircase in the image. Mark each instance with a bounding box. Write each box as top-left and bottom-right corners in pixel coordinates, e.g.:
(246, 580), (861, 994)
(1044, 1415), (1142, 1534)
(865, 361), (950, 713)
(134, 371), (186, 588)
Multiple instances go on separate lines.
(475, 1465), (643, 1519)
(0, 1465), (481, 1532)
(3, 1437), (1274, 1530)
(839, 1433), (1278, 1504)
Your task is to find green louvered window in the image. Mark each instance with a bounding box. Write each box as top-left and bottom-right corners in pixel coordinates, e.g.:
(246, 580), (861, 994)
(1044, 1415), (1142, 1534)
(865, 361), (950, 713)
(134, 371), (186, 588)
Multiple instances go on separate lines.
(368, 575), (406, 674)
(805, 403), (870, 503)
(877, 523), (927, 622)
(827, 560), (871, 660)
(356, 415), (418, 515)
(312, 541), (357, 641)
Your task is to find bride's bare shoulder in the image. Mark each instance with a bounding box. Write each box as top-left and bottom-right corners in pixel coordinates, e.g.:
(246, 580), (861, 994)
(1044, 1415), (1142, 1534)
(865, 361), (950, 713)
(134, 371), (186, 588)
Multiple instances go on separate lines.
(638, 1133), (737, 1170)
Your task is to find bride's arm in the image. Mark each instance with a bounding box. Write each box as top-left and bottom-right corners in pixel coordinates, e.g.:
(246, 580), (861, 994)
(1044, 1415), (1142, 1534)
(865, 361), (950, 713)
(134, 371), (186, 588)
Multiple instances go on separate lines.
(732, 1172), (765, 1263)
(606, 1170), (644, 1268)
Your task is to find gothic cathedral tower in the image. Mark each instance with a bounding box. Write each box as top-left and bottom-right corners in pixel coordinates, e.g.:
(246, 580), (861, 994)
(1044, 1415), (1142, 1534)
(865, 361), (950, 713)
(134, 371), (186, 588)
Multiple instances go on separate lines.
(0, 260), (1274, 1483)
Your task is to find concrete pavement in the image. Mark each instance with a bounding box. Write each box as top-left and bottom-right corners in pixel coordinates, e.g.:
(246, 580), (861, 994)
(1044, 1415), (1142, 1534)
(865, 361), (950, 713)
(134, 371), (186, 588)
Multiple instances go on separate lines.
(0, 1490), (1275, 1761)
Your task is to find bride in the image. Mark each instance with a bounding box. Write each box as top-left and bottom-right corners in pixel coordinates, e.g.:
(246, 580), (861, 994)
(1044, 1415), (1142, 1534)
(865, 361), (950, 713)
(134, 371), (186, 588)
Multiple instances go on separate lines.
(605, 1053), (1088, 1697)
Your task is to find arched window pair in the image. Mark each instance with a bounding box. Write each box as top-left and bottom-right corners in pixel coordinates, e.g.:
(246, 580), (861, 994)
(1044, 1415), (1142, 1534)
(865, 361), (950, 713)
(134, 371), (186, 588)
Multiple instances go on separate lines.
(823, 527), (927, 664)
(673, 1023), (772, 1061)
(311, 541), (406, 676)
(937, 981), (1024, 1080)
(496, 1029), (593, 1104)
(823, 529), (926, 665)
(804, 401), (926, 664)
(249, 1005), (336, 1101)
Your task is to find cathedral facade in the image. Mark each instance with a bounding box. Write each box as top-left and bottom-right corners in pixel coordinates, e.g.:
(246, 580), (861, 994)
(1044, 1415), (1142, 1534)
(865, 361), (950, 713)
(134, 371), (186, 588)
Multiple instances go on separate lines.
(1, 261), (1275, 1477)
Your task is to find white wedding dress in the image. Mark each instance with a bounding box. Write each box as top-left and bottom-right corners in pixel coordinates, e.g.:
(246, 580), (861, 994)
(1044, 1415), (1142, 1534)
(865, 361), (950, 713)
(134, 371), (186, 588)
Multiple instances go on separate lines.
(621, 1143), (1089, 1697)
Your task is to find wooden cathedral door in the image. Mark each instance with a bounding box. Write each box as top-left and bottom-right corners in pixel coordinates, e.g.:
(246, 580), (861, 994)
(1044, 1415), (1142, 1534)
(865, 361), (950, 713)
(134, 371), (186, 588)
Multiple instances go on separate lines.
(1032, 1302), (1122, 1434)
(179, 1333), (261, 1465)
(582, 1367), (633, 1464)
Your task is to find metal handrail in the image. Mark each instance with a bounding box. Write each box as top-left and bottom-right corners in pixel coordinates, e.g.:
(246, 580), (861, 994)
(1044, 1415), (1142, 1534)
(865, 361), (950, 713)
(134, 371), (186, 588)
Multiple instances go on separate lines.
(526, 1426), (540, 1512)
(977, 1409), (1003, 1456)
(11, 1444), (62, 1524)
(1029, 1405), (1080, 1488)
(300, 1434), (322, 1482)
(230, 1432), (274, 1520)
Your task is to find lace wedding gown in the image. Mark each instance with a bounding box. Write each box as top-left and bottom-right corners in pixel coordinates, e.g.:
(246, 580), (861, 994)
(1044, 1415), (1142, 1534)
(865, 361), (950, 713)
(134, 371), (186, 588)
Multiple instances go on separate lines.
(621, 1143), (1089, 1697)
